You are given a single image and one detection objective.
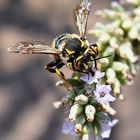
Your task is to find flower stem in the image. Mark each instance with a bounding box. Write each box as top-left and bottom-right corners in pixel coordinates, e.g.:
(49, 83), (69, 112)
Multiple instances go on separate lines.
(76, 136), (82, 140)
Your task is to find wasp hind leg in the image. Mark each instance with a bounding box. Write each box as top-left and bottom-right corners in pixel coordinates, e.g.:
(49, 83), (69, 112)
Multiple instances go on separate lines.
(44, 59), (71, 90)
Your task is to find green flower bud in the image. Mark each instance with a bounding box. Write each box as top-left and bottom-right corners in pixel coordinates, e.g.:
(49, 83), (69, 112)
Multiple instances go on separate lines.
(102, 103), (117, 115)
(110, 37), (120, 49)
(122, 18), (133, 30)
(69, 104), (83, 122)
(113, 78), (121, 96)
(76, 114), (86, 125)
(75, 94), (88, 105)
(112, 61), (129, 72)
(106, 68), (116, 84)
(99, 33), (111, 44)
(130, 63), (137, 75)
(103, 9), (120, 19)
(88, 29), (103, 37)
(107, 20), (121, 31)
(85, 105), (96, 122)
(118, 42), (138, 63)
(122, 0), (140, 6)
(129, 26), (139, 39)
(134, 7), (140, 16)
(111, 1), (124, 12)
(98, 58), (110, 71)
(103, 47), (115, 63)
(103, 47), (115, 56)
(114, 28), (124, 36)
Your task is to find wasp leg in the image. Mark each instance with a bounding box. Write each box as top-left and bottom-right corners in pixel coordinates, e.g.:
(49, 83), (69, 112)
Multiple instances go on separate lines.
(44, 59), (64, 73)
(44, 60), (71, 89)
(94, 59), (97, 70)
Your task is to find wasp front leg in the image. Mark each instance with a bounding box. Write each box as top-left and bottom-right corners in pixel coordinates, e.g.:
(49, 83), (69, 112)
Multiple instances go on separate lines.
(44, 59), (70, 89)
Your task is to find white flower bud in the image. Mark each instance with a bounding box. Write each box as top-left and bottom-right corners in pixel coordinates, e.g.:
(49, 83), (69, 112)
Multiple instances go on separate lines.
(130, 63), (137, 75)
(69, 104), (83, 122)
(122, 18), (133, 30)
(55, 80), (64, 86)
(103, 47), (114, 56)
(111, 2), (124, 12)
(122, 70), (133, 81)
(118, 42), (138, 63)
(129, 26), (139, 39)
(104, 9), (119, 19)
(85, 105), (96, 122)
(113, 78), (121, 96)
(62, 97), (70, 105)
(134, 7), (140, 16)
(122, 0), (140, 6)
(99, 33), (111, 43)
(98, 58), (110, 70)
(110, 37), (120, 49)
(115, 28), (124, 36)
(112, 61), (129, 72)
(106, 68), (116, 84)
(53, 101), (62, 109)
(108, 20), (121, 31)
(75, 95), (88, 105)
(75, 124), (83, 133)
(118, 93), (125, 101)
(102, 103), (117, 116)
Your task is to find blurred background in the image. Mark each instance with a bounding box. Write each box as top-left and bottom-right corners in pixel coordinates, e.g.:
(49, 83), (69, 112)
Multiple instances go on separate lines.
(0, 0), (140, 140)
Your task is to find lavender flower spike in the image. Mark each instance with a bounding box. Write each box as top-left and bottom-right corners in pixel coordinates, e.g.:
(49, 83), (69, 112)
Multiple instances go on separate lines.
(62, 118), (76, 136)
(94, 83), (116, 104)
(80, 70), (105, 84)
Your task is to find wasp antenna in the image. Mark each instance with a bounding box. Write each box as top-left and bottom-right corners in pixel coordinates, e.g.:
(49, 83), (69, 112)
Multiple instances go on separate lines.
(95, 55), (112, 61)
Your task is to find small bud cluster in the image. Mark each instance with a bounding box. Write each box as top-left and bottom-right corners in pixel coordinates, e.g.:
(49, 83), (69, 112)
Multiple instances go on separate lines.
(55, 70), (117, 140)
(89, 0), (140, 99)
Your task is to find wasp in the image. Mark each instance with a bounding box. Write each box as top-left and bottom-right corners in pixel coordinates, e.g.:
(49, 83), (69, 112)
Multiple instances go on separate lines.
(8, 0), (98, 87)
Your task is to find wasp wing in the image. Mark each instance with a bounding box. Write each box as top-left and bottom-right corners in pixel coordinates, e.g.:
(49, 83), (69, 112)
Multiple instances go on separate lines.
(73, 0), (91, 38)
(7, 41), (61, 55)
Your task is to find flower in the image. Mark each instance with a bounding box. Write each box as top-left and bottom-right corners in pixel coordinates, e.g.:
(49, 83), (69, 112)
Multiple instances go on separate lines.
(94, 83), (115, 104)
(80, 71), (105, 84)
(100, 119), (119, 138)
(62, 118), (76, 136)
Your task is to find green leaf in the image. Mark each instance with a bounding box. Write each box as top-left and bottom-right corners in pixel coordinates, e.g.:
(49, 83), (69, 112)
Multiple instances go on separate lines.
(92, 120), (101, 136)
(67, 78), (85, 87)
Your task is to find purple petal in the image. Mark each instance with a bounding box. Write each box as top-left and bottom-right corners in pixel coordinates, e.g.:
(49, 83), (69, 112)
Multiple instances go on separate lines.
(96, 84), (111, 94)
(80, 71), (105, 84)
(62, 118), (76, 136)
(80, 74), (96, 84)
(101, 119), (118, 138)
(95, 84), (115, 104)
(95, 71), (105, 79)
